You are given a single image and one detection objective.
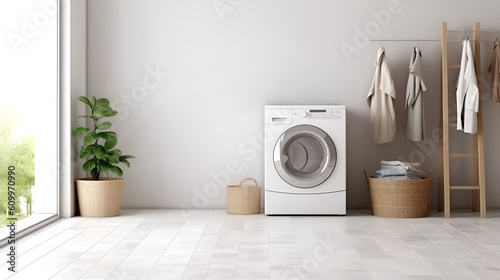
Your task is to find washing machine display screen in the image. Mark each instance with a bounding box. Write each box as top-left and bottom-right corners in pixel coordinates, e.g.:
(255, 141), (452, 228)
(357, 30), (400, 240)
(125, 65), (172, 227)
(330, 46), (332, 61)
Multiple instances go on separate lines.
(274, 125), (337, 188)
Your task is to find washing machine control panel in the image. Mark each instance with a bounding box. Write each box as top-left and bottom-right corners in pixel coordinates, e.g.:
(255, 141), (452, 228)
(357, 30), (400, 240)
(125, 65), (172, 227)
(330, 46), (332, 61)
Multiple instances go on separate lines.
(297, 109), (344, 120)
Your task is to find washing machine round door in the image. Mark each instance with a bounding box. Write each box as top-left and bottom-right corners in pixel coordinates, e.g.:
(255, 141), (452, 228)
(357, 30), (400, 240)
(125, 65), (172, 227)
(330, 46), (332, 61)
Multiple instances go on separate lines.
(274, 124), (337, 188)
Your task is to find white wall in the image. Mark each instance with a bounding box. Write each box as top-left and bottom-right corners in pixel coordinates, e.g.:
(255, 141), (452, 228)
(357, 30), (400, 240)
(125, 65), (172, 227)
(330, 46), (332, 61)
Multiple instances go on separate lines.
(60, 0), (87, 217)
(86, 0), (500, 209)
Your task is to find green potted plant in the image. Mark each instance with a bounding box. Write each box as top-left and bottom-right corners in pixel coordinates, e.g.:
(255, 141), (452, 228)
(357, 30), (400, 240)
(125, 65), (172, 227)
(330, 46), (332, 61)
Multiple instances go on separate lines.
(74, 96), (134, 217)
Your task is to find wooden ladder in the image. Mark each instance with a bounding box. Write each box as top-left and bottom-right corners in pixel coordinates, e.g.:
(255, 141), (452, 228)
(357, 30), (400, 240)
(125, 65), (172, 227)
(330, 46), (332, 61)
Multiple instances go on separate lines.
(439, 22), (487, 218)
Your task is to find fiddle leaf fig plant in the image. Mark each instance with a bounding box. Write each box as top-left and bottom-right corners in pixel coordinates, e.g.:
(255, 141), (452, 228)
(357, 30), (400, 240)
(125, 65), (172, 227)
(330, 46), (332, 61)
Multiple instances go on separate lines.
(74, 96), (134, 180)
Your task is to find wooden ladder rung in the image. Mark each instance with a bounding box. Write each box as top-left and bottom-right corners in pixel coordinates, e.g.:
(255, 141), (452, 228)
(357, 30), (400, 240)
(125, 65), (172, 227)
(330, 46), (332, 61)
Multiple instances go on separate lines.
(450, 185), (480, 190)
(450, 153), (477, 158)
(448, 64), (461, 69)
(449, 122), (457, 127)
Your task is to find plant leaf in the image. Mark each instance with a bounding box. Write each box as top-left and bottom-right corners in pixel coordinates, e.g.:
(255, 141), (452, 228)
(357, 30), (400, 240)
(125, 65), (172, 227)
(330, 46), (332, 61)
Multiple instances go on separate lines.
(91, 96), (97, 109)
(97, 131), (117, 140)
(119, 155), (134, 168)
(100, 160), (110, 172)
(99, 132), (118, 150)
(74, 127), (91, 137)
(120, 158), (130, 168)
(78, 96), (91, 107)
(109, 165), (123, 177)
(79, 147), (93, 159)
(94, 145), (107, 159)
(94, 107), (117, 118)
(96, 122), (112, 130)
(96, 98), (110, 108)
(108, 149), (122, 163)
(110, 149), (122, 157)
(119, 155), (135, 160)
(104, 139), (117, 150)
(83, 133), (99, 147)
(78, 115), (94, 119)
(83, 159), (95, 172)
(90, 167), (99, 180)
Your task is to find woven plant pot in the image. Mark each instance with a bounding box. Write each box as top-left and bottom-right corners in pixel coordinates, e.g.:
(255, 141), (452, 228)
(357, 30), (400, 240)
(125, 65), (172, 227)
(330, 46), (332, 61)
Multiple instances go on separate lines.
(76, 178), (124, 217)
(364, 170), (432, 218)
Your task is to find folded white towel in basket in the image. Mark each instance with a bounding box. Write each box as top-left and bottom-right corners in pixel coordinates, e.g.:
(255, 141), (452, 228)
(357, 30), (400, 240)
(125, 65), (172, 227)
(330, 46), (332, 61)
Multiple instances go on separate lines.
(380, 160), (421, 168)
(378, 160), (426, 178)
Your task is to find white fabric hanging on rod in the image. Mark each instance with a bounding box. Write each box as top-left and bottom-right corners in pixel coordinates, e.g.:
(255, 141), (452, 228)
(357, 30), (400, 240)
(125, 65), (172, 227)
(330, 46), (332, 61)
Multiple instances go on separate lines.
(405, 47), (427, 141)
(456, 38), (479, 134)
(367, 47), (396, 144)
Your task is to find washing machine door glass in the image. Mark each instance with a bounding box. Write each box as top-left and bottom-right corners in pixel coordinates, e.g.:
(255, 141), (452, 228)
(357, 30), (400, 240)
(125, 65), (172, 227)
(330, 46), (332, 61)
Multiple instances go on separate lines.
(274, 124), (337, 188)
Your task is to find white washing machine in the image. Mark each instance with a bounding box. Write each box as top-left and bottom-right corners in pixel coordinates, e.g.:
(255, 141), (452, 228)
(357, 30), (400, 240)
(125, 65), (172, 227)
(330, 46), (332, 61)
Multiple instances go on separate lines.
(264, 105), (346, 215)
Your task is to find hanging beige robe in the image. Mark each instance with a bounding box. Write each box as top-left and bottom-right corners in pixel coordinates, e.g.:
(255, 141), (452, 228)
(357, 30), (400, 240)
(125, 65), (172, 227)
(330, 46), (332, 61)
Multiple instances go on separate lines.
(456, 39), (479, 134)
(488, 41), (500, 102)
(367, 47), (396, 144)
(405, 47), (427, 141)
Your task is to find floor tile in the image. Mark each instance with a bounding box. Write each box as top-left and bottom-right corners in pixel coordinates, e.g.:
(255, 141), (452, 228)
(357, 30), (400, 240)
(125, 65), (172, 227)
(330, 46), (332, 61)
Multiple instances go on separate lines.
(2, 209), (500, 279)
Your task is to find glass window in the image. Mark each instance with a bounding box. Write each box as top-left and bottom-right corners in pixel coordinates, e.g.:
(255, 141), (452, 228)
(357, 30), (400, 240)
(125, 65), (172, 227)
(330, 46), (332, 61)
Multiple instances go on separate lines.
(0, 0), (58, 239)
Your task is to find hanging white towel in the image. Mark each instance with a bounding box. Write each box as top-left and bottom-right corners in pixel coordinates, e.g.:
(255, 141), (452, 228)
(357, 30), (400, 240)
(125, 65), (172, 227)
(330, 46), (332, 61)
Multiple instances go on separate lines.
(367, 47), (397, 144)
(405, 47), (427, 141)
(456, 39), (479, 134)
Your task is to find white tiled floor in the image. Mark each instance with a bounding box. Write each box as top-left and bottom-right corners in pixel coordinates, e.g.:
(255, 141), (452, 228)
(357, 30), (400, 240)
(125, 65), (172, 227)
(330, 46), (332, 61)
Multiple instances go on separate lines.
(1, 209), (500, 279)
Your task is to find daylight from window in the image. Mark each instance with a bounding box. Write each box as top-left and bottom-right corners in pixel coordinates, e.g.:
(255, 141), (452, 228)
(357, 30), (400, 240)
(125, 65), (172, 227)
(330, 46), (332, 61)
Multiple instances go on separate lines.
(0, 0), (58, 232)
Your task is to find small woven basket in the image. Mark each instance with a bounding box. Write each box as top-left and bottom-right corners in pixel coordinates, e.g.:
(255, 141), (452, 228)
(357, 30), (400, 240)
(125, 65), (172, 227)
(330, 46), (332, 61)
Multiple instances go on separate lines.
(364, 170), (432, 218)
(227, 177), (261, 215)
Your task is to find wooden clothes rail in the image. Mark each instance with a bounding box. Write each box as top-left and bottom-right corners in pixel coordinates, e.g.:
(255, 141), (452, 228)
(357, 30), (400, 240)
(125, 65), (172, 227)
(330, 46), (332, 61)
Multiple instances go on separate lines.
(438, 22), (487, 218)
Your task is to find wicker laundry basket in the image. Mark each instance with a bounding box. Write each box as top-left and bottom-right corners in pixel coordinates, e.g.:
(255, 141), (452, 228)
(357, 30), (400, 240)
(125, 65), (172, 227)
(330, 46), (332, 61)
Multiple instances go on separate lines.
(227, 177), (261, 215)
(364, 170), (432, 218)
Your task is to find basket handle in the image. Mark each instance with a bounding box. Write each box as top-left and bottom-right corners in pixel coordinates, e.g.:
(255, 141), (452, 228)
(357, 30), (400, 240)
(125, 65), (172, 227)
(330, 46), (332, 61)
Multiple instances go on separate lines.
(238, 177), (258, 187)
